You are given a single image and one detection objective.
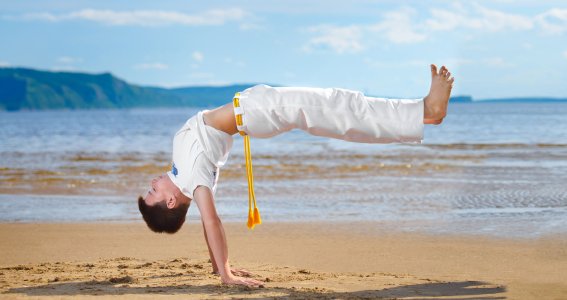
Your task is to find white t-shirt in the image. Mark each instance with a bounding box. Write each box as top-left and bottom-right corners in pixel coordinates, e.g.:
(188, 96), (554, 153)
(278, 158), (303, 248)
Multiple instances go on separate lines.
(167, 111), (233, 199)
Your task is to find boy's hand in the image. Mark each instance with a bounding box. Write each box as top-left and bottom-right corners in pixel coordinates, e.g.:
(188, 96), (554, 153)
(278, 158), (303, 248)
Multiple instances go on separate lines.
(213, 268), (252, 277)
(193, 187), (262, 288)
(230, 268), (252, 277)
(222, 274), (264, 287)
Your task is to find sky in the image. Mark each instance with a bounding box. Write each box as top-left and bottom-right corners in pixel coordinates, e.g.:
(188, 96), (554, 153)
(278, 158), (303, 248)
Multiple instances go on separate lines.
(1, 0), (566, 99)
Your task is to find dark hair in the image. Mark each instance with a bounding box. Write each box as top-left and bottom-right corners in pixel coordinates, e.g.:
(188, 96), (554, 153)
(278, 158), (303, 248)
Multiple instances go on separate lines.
(138, 196), (190, 234)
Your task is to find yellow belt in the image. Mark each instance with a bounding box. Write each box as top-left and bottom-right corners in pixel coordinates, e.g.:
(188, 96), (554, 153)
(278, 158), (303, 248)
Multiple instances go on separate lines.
(233, 92), (261, 229)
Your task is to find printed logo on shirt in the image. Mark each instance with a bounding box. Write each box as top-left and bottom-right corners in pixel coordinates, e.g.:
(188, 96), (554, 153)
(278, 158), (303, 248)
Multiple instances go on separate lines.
(172, 163), (178, 177)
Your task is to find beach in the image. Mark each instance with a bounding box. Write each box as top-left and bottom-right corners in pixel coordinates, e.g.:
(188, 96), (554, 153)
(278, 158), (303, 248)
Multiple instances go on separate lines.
(1, 222), (566, 299)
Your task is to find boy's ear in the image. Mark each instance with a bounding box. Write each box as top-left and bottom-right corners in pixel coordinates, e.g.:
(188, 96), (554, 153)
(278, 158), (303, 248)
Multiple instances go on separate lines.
(166, 197), (176, 209)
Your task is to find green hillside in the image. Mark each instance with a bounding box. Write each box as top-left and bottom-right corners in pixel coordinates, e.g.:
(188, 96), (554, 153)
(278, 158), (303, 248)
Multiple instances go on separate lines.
(2, 67), (563, 111)
(0, 68), (255, 111)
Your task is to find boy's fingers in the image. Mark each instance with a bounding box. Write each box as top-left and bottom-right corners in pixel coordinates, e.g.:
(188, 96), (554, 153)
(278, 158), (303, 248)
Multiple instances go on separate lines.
(239, 269), (252, 277)
(227, 275), (264, 287)
(247, 278), (264, 287)
(231, 268), (252, 277)
(244, 277), (262, 284)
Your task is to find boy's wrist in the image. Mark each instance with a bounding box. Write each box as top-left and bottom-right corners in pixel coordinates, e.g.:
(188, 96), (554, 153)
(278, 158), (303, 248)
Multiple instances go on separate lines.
(220, 272), (234, 282)
(219, 264), (234, 280)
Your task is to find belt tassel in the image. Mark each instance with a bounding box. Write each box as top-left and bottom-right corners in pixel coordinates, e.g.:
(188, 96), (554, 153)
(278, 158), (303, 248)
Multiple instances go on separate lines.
(233, 93), (261, 229)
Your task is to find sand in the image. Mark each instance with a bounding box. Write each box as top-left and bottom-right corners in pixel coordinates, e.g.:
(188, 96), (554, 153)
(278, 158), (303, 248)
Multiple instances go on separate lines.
(1, 222), (566, 299)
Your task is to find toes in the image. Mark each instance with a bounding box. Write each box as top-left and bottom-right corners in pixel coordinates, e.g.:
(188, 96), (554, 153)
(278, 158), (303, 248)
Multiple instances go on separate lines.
(448, 77), (455, 84)
(445, 71), (451, 79)
(440, 66), (447, 76)
(430, 64), (438, 76)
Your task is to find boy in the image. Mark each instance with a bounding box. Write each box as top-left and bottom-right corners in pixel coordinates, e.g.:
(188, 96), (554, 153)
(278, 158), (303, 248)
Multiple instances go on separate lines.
(138, 64), (454, 287)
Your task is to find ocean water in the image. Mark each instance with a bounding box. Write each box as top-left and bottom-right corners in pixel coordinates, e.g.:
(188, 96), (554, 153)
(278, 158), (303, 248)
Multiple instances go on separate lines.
(1, 102), (567, 238)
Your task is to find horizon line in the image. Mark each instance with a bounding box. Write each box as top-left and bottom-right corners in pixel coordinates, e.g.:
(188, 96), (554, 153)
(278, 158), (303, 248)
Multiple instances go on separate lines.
(2, 65), (567, 101)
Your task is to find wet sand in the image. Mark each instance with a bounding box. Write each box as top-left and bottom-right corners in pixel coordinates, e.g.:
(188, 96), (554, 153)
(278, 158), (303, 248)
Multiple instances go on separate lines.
(1, 222), (566, 299)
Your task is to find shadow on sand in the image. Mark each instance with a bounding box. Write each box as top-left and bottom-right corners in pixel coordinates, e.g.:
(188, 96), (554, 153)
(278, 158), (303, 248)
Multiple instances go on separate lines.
(5, 279), (506, 299)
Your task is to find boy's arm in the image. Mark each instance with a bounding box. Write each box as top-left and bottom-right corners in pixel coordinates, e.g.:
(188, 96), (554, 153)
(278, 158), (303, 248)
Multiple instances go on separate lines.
(193, 186), (262, 287)
(201, 222), (218, 272)
(202, 223), (252, 277)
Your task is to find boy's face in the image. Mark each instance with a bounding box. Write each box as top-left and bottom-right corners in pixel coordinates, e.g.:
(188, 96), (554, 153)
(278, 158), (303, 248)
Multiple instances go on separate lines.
(144, 174), (179, 206)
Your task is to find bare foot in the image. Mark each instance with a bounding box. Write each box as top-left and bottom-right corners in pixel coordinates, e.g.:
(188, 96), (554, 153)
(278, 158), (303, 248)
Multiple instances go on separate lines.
(423, 64), (454, 125)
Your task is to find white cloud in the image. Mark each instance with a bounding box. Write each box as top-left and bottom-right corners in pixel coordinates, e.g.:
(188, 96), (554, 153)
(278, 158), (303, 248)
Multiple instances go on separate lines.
(435, 58), (474, 67)
(134, 62), (168, 70)
(0, 61), (10, 67)
(425, 4), (470, 31)
(190, 72), (214, 79)
(202, 80), (232, 86)
(303, 25), (364, 54)
(363, 57), (511, 69)
(304, 7), (426, 54)
(425, 4), (567, 35)
(425, 4), (533, 32)
(192, 51), (204, 62)
(57, 56), (83, 64)
(239, 22), (263, 31)
(481, 57), (513, 67)
(364, 58), (467, 69)
(302, 4), (560, 54)
(439, 57), (512, 67)
(522, 42), (533, 49)
(434, 57), (512, 67)
(535, 8), (567, 35)
(50, 65), (78, 71)
(21, 8), (248, 27)
(475, 5), (533, 31)
(303, 7), (426, 54)
(223, 57), (246, 67)
(368, 7), (427, 44)
(363, 58), (427, 68)
(283, 71), (296, 79)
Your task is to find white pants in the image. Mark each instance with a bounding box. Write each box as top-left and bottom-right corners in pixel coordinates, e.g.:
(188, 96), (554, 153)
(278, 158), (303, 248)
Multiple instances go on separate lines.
(236, 85), (424, 144)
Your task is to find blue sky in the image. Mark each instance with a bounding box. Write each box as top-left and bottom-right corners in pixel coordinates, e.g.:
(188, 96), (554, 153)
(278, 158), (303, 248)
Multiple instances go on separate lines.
(1, 0), (566, 99)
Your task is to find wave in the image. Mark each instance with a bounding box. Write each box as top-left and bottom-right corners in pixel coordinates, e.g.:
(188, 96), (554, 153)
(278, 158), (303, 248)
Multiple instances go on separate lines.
(2, 142), (565, 196)
(422, 143), (567, 150)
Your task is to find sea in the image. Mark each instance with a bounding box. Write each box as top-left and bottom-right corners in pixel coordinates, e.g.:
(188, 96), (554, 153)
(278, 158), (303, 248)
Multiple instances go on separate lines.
(1, 102), (566, 238)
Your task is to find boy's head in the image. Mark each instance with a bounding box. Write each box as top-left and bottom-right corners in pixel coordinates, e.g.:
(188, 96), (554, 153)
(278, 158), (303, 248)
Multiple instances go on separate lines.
(138, 174), (190, 234)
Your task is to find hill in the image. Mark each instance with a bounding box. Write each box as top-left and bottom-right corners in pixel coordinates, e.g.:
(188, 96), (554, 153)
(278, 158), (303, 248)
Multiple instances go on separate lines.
(1, 67), (566, 111)
(476, 97), (567, 103)
(0, 68), (255, 111)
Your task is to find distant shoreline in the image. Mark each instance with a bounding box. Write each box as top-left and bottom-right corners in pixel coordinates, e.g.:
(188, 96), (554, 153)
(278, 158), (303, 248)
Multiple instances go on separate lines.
(3, 100), (567, 113)
(1, 67), (567, 111)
